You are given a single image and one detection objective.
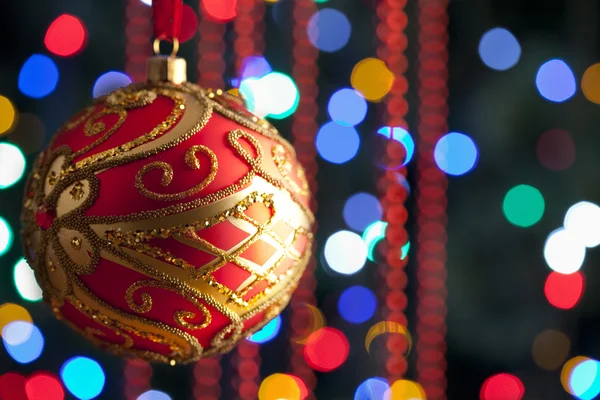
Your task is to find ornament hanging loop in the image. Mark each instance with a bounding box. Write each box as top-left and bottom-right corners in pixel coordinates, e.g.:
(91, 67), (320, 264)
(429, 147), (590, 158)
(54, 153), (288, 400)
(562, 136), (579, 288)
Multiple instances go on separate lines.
(153, 36), (180, 57)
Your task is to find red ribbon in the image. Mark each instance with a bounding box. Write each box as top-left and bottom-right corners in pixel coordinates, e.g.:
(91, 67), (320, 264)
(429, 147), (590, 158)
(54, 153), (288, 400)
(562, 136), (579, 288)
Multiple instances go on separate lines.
(152, 0), (183, 41)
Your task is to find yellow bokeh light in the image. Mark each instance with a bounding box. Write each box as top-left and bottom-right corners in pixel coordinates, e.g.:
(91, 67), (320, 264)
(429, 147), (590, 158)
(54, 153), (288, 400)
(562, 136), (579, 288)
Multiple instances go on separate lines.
(0, 96), (17, 135)
(0, 303), (32, 333)
(351, 58), (395, 102)
(532, 329), (571, 371)
(365, 321), (412, 355)
(259, 373), (301, 400)
(387, 379), (426, 400)
(582, 63), (600, 104)
(561, 356), (590, 394)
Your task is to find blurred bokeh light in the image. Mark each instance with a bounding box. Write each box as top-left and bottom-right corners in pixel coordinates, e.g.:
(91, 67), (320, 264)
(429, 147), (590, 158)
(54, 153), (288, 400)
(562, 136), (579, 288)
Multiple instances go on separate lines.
(502, 184), (545, 227)
(343, 193), (382, 232)
(25, 373), (65, 400)
(536, 128), (575, 170)
(351, 58), (394, 101)
(544, 271), (584, 310)
(566, 358), (600, 400)
(564, 201), (600, 248)
(44, 14), (87, 57)
(201, 0), (237, 23)
(362, 221), (387, 262)
(137, 390), (172, 400)
(0, 303), (32, 333)
(303, 327), (349, 372)
(581, 63), (600, 104)
(316, 122), (360, 164)
(544, 228), (586, 274)
(536, 59), (576, 103)
(248, 315), (282, 344)
(92, 71), (132, 98)
(14, 258), (43, 302)
(385, 379), (426, 400)
(0, 95), (17, 135)
(307, 9), (351, 52)
(328, 88), (368, 127)
(18, 54), (59, 98)
(258, 373), (301, 400)
(0, 142), (26, 189)
(354, 377), (389, 400)
(478, 28), (521, 71)
(338, 286), (377, 324)
(240, 72), (299, 119)
(0, 217), (13, 256)
(532, 329), (571, 371)
(376, 126), (415, 168)
(434, 132), (478, 176)
(61, 357), (106, 400)
(323, 230), (367, 275)
(0, 372), (27, 399)
(479, 373), (524, 400)
(232, 56), (272, 87)
(3, 321), (44, 364)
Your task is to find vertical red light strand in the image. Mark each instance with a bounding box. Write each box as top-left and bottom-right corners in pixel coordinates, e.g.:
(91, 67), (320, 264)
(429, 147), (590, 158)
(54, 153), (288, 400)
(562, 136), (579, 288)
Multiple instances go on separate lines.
(376, 0), (411, 384)
(197, 5), (226, 89)
(288, 0), (319, 399)
(193, 357), (222, 400)
(416, 0), (449, 399)
(231, 1), (265, 399)
(124, 2), (153, 397)
(125, 0), (152, 82)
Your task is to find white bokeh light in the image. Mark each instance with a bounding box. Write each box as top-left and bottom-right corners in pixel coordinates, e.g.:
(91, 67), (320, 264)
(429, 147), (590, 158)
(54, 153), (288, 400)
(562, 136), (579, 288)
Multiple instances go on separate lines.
(14, 258), (42, 302)
(564, 201), (600, 248)
(324, 230), (368, 275)
(0, 143), (26, 189)
(0, 217), (13, 256)
(137, 390), (172, 400)
(139, 0), (152, 5)
(544, 228), (586, 274)
(239, 72), (299, 119)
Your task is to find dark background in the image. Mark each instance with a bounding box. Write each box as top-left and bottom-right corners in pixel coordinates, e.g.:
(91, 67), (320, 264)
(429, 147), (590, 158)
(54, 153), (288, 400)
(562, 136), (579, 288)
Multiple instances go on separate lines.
(1, 0), (599, 399)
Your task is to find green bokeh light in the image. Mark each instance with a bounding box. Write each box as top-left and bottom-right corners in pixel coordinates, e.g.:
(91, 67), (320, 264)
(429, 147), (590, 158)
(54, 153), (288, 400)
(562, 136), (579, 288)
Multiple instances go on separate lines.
(503, 184), (545, 227)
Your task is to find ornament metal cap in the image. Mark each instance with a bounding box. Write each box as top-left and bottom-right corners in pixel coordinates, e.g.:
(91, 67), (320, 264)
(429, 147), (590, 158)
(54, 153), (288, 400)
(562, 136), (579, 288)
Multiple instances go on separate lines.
(148, 55), (187, 84)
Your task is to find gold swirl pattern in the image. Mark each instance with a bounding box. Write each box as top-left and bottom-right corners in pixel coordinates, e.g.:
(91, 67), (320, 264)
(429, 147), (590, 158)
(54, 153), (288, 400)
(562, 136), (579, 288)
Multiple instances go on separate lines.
(134, 145), (218, 201)
(125, 280), (212, 330)
(272, 144), (310, 196)
(76, 108), (127, 157)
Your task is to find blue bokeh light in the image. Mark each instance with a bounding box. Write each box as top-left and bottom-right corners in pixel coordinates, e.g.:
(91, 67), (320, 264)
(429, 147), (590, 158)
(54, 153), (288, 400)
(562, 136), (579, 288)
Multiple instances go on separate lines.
(61, 356), (106, 400)
(307, 9), (351, 52)
(247, 315), (282, 344)
(93, 71), (133, 98)
(478, 28), (521, 71)
(536, 59), (576, 103)
(328, 88), (368, 127)
(570, 359), (600, 400)
(434, 132), (478, 176)
(343, 193), (382, 232)
(18, 54), (59, 98)
(137, 390), (172, 400)
(377, 126), (415, 168)
(354, 377), (390, 400)
(316, 121), (360, 164)
(232, 56), (272, 87)
(338, 286), (377, 324)
(2, 321), (44, 364)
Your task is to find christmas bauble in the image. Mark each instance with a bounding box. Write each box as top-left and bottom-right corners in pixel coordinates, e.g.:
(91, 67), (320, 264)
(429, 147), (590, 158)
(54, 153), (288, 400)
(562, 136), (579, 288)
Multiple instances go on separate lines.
(20, 56), (313, 364)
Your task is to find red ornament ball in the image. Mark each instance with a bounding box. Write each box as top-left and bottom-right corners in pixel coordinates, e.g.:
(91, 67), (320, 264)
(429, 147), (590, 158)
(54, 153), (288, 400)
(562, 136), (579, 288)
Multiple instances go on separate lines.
(21, 73), (313, 364)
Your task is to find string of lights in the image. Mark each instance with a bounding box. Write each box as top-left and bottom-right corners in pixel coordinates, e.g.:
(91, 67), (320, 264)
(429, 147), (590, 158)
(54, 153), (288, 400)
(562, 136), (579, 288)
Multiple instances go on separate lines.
(415, 0), (449, 398)
(375, 0), (411, 384)
(124, 2), (153, 398)
(197, 6), (226, 89)
(288, 0), (319, 399)
(124, 0), (152, 82)
(231, 1), (265, 399)
(193, 357), (222, 400)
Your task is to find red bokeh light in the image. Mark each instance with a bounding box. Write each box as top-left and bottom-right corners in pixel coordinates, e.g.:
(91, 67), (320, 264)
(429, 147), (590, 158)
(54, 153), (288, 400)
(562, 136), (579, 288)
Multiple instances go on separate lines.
(303, 327), (349, 372)
(544, 271), (584, 310)
(536, 128), (575, 171)
(179, 4), (199, 43)
(25, 373), (64, 400)
(44, 14), (87, 57)
(480, 373), (525, 400)
(201, 0), (237, 23)
(0, 373), (27, 400)
(288, 375), (308, 400)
